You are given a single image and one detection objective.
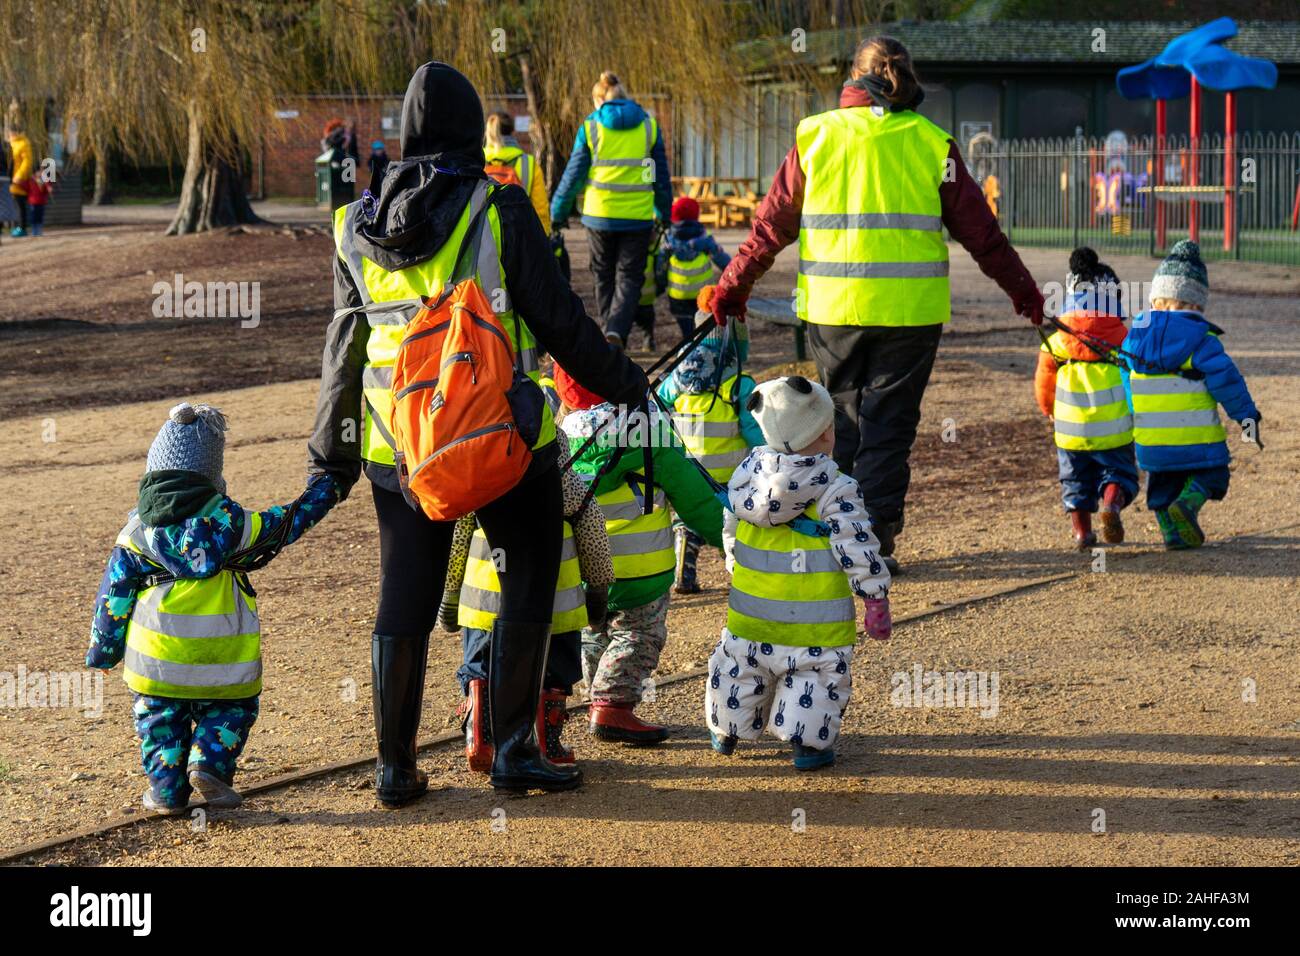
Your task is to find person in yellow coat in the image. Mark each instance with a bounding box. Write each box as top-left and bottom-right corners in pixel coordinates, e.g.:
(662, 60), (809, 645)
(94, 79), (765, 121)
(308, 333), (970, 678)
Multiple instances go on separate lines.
(6, 124), (34, 237)
(483, 111), (550, 232)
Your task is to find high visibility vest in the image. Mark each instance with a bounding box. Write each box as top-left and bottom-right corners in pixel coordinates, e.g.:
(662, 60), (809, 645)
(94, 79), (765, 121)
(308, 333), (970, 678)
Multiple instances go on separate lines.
(458, 524), (587, 633)
(672, 375), (748, 482)
(1043, 330), (1133, 451)
(333, 181), (555, 466)
(597, 474), (674, 580)
(796, 108), (952, 327)
(118, 509), (264, 700)
(583, 115), (657, 221)
(1128, 353), (1225, 448)
(639, 251), (657, 306)
(668, 249), (712, 301)
(727, 505), (856, 648)
(483, 145), (535, 194)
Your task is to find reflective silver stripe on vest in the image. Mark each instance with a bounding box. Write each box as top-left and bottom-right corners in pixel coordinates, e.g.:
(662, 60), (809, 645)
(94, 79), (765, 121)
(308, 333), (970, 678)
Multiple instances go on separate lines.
(733, 539), (841, 575)
(461, 581), (585, 617)
(800, 213), (942, 231)
(589, 180), (653, 193)
(1055, 384), (1127, 408)
(674, 418), (737, 438)
(130, 588), (258, 639)
(698, 450), (746, 471)
(608, 528), (672, 555)
(469, 533), (577, 564)
(671, 262), (713, 278)
(799, 259), (949, 279)
(1053, 417), (1135, 438)
(1129, 376), (1207, 395)
(359, 299), (424, 327)
(123, 647), (261, 689)
(518, 154), (531, 192)
(519, 347), (539, 373)
(728, 589), (855, 624)
(668, 281), (706, 292)
(363, 365), (393, 390)
(1133, 410), (1221, 430)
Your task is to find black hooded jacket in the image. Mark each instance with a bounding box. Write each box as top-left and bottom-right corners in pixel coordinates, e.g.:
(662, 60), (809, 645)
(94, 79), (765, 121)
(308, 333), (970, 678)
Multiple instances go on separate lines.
(309, 62), (648, 496)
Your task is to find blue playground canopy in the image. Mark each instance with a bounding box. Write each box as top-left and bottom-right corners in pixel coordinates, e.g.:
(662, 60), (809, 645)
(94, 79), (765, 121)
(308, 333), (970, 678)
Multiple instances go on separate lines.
(1117, 17), (1278, 99)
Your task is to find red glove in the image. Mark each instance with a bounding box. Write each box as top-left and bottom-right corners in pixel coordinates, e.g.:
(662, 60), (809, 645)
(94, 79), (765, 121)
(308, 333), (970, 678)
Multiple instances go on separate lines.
(863, 597), (892, 641)
(710, 282), (748, 327)
(1013, 283), (1046, 326)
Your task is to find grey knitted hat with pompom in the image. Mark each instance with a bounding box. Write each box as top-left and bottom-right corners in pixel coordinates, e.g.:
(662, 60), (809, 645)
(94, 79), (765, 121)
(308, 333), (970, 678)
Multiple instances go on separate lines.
(145, 402), (228, 491)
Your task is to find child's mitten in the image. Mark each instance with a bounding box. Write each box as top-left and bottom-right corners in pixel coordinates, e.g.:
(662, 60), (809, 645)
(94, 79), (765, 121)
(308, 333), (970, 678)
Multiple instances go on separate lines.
(437, 592), (460, 633)
(863, 597), (892, 641)
(585, 584), (609, 631)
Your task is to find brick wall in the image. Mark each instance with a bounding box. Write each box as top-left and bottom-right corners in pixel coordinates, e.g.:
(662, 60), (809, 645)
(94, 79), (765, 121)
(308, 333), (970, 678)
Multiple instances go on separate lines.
(254, 92), (673, 201)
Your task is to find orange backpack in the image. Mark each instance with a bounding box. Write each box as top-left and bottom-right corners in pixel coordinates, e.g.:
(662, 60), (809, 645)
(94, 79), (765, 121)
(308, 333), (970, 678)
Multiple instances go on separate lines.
(389, 187), (543, 521)
(484, 159), (524, 190)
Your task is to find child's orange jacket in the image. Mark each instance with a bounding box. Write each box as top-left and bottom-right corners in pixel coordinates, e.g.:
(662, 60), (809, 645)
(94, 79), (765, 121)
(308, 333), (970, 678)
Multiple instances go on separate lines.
(1034, 311), (1129, 417)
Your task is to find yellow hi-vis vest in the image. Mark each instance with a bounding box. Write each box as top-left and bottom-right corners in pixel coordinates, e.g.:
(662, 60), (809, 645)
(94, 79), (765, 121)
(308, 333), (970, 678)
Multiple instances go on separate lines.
(1043, 332), (1133, 451)
(796, 108), (952, 327)
(584, 115), (657, 221)
(727, 505), (856, 648)
(458, 524), (587, 634)
(332, 180), (555, 466)
(668, 249), (712, 300)
(597, 475), (674, 580)
(672, 375), (748, 482)
(639, 251), (657, 306)
(1128, 354), (1225, 448)
(118, 509), (264, 699)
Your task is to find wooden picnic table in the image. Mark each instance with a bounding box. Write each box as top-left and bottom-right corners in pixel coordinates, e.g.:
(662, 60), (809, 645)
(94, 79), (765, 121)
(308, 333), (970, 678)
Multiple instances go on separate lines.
(672, 176), (762, 228)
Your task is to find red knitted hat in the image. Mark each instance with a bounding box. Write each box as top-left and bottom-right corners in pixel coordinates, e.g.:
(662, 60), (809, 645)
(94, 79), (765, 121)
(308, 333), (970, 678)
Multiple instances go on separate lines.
(671, 196), (700, 223)
(553, 365), (605, 411)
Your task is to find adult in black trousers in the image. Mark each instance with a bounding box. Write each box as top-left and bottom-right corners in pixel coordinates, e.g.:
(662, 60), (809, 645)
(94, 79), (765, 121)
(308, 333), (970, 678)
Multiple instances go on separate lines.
(310, 63), (647, 805)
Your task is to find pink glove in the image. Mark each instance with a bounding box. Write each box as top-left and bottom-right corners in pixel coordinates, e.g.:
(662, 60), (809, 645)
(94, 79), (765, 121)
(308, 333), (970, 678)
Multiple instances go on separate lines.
(863, 597), (892, 641)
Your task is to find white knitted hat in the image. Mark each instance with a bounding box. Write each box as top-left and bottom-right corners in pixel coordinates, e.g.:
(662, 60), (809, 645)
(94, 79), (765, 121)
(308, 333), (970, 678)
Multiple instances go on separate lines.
(747, 375), (835, 453)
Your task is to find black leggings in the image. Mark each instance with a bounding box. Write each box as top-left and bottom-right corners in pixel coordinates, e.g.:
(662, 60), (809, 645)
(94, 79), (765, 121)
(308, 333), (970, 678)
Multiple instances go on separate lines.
(371, 463), (563, 638)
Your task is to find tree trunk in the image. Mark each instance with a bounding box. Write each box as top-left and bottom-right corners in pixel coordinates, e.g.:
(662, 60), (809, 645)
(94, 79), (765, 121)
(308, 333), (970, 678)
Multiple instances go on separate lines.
(519, 53), (560, 198)
(166, 102), (263, 236)
(91, 141), (113, 205)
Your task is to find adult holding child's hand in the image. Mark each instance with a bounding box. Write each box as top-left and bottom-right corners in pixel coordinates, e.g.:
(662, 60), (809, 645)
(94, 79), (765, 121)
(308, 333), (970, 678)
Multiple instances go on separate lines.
(712, 36), (1042, 572)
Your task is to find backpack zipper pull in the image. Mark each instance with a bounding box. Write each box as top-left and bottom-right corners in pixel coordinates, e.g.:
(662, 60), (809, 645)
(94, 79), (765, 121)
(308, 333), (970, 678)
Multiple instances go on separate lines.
(468, 353), (477, 384)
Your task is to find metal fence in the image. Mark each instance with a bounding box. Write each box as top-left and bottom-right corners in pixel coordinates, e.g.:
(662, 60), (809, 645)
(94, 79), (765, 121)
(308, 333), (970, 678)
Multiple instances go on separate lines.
(975, 132), (1300, 265)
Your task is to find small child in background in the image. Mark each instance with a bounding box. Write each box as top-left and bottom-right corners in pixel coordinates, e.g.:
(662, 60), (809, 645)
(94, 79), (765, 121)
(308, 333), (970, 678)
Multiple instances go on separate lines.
(706, 376), (891, 771)
(439, 438), (615, 769)
(657, 308), (763, 592)
(662, 197), (731, 340)
(1123, 240), (1262, 548)
(1034, 247), (1138, 549)
(87, 403), (340, 812)
(557, 365), (723, 744)
(25, 175), (51, 237)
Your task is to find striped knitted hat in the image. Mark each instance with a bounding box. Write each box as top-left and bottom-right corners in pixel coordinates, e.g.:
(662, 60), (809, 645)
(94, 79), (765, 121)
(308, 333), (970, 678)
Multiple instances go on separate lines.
(1150, 240), (1208, 309)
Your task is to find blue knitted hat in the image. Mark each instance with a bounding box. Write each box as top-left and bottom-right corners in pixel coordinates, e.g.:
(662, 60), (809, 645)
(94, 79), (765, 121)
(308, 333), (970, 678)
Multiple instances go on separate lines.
(1150, 240), (1208, 309)
(145, 402), (227, 491)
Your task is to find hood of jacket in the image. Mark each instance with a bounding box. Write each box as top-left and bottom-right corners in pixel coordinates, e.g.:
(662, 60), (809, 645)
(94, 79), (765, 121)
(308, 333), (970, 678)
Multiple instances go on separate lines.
(137, 470), (224, 526)
(727, 447), (840, 528)
(588, 99), (648, 132)
(1053, 309), (1128, 362)
(1126, 309), (1223, 374)
(352, 62), (489, 272)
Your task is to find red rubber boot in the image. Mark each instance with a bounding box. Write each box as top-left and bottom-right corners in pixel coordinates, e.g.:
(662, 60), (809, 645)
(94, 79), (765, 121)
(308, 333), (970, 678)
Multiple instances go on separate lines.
(537, 689), (575, 764)
(460, 678), (493, 773)
(1099, 483), (1127, 544)
(1069, 510), (1097, 551)
(589, 701), (670, 745)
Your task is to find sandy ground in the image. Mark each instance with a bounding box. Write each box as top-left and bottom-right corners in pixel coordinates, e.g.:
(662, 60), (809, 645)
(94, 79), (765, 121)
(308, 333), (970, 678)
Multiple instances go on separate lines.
(1, 212), (1297, 865)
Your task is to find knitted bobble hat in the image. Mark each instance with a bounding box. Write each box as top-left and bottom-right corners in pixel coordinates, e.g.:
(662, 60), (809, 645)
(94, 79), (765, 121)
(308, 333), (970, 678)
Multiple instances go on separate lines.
(145, 402), (228, 491)
(1150, 239), (1208, 309)
(746, 375), (834, 453)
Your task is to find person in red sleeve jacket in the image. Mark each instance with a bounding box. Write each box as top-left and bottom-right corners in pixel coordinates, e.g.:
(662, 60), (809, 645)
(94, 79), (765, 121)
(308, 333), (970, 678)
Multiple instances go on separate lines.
(711, 36), (1044, 572)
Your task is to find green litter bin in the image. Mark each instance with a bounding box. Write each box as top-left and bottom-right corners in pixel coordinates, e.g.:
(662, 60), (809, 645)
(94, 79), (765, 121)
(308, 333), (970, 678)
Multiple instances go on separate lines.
(315, 148), (356, 210)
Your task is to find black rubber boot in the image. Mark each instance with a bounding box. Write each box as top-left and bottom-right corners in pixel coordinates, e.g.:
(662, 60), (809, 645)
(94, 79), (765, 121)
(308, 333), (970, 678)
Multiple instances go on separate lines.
(488, 621), (583, 792)
(371, 632), (430, 807)
(871, 515), (903, 576)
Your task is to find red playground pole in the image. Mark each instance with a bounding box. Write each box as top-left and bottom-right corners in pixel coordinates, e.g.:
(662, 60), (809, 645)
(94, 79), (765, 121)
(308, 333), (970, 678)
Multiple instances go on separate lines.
(1155, 99), (1167, 249)
(1224, 90), (1236, 252)
(1189, 76), (1201, 243)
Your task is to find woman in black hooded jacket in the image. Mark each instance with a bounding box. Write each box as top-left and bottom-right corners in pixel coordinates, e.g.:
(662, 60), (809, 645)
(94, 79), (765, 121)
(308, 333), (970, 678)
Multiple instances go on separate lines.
(309, 63), (648, 804)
